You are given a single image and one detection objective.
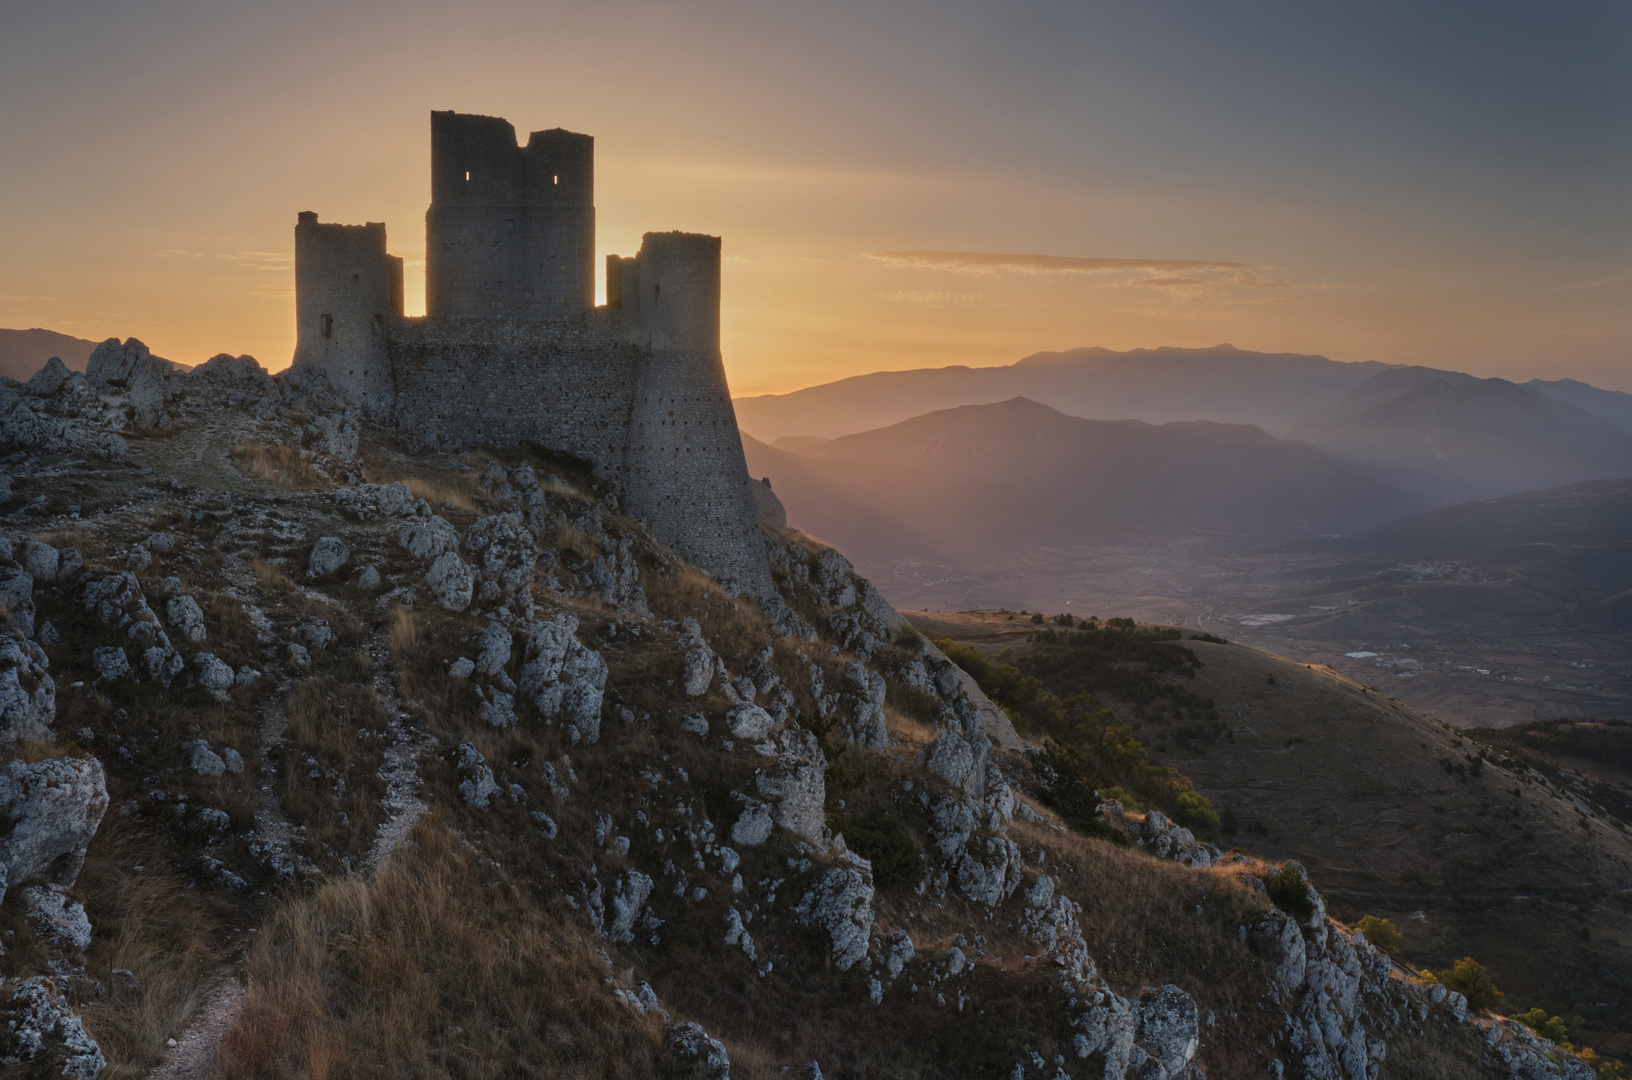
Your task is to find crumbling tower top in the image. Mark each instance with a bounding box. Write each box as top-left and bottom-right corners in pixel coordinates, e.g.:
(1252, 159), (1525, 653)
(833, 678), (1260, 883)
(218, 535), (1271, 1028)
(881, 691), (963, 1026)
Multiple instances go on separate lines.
(425, 111), (595, 318)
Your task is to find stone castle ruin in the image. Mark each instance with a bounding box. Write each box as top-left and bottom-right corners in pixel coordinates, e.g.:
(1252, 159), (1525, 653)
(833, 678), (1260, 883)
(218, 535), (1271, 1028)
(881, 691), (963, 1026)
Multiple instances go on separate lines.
(291, 111), (772, 593)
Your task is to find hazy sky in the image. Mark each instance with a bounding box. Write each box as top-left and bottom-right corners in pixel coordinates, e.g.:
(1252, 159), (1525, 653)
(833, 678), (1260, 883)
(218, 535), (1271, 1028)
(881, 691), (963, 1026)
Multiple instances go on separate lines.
(2, 0), (1628, 394)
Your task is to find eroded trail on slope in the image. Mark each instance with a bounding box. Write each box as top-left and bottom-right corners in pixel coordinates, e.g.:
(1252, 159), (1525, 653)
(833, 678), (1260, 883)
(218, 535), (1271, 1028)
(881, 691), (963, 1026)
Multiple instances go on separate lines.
(364, 629), (434, 872)
(148, 524), (434, 1077)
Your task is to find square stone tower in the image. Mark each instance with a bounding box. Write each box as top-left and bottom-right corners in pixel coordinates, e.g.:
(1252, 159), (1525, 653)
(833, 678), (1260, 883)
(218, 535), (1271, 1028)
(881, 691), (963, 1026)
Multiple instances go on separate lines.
(425, 111), (595, 317)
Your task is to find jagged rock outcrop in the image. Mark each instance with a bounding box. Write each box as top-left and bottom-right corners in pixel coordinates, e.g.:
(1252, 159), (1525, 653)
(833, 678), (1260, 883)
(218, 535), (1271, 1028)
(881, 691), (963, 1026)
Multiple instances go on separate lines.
(517, 614), (607, 743)
(665, 1021), (732, 1080)
(0, 976), (107, 1078)
(0, 624), (55, 743)
(794, 865), (875, 971)
(86, 336), (176, 430)
(755, 728), (828, 844)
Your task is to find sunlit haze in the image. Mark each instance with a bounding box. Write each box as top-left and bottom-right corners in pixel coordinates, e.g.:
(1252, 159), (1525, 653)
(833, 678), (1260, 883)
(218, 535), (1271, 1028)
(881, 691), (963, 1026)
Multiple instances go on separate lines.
(2, 0), (1628, 393)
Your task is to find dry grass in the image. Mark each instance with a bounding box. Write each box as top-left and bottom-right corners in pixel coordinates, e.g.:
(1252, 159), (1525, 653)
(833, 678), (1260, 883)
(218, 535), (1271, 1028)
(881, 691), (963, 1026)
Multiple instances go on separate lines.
(231, 442), (330, 489)
(554, 521), (601, 561)
(217, 814), (667, 1080)
(74, 819), (234, 1078)
(275, 677), (389, 869)
(402, 475), (480, 515)
(642, 563), (771, 665)
(252, 558), (297, 599)
(386, 606), (421, 658)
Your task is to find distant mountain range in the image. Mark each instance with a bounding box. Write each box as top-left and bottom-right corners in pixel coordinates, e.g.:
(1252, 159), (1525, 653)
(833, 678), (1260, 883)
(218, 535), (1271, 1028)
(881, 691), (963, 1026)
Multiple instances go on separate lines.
(0, 328), (99, 383)
(743, 396), (1412, 566)
(1291, 370), (1632, 504)
(738, 345), (1632, 508)
(735, 344), (1394, 440)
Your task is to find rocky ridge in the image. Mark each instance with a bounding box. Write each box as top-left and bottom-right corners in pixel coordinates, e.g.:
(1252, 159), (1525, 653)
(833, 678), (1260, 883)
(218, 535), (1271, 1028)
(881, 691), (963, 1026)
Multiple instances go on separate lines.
(0, 345), (1606, 1079)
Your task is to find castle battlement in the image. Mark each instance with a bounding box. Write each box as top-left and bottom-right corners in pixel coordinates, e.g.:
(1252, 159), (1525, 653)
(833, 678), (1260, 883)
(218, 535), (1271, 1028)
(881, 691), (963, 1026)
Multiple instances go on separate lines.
(291, 113), (772, 594)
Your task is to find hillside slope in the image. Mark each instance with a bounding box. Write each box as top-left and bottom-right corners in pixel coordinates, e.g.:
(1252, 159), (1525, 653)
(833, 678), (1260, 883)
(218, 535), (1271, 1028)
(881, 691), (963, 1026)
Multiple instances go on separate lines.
(0, 358), (1603, 1079)
(0, 328), (99, 383)
(912, 610), (1632, 1059)
(744, 396), (1417, 565)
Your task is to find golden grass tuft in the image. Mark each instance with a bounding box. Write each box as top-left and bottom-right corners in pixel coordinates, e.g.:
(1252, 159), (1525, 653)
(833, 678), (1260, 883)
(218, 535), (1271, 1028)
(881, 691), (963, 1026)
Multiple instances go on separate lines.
(402, 475), (480, 515)
(252, 557), (297, 598)
(554, 521), (601, 561)
(231, 442), (330, 489)
(641, 563), (771, 664)
(385, 606), (423, 662)
(216, 814), (667, 1080)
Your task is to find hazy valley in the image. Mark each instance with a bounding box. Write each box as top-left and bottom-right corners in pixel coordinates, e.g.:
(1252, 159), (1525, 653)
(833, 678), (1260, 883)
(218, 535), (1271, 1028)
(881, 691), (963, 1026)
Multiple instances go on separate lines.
(740, 346), (1632, 732)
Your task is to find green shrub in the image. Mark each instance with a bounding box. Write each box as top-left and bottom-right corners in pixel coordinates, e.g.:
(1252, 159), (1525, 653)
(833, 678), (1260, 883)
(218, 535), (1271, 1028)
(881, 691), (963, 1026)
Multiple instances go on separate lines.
(838, 809), (924, 888)
(1428, 957), (1505, 1013)
(1034, 742), (1129, 846)
(893, 623), (923, 649)
(1354, 915), (1402, 951)
(886, 680), (940, 726)
(1266, 863), (1316, 920)
(1514, 1007), (1571, 1046)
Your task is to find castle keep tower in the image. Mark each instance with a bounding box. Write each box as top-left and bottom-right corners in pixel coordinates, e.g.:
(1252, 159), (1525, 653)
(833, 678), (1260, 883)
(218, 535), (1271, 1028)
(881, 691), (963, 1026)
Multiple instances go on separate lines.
(291, 112), (774, 596)
(426, 112), (594, 317)
(290, 214), (403, 412)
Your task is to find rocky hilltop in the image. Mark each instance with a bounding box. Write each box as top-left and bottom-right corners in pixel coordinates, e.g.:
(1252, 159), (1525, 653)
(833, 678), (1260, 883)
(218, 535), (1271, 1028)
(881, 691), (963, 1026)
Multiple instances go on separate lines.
(0, 341), (1609, 1078)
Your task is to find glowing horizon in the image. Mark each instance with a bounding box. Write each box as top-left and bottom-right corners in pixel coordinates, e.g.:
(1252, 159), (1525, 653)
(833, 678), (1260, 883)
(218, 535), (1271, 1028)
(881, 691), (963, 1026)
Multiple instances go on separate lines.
(2, 1), (1627, 397)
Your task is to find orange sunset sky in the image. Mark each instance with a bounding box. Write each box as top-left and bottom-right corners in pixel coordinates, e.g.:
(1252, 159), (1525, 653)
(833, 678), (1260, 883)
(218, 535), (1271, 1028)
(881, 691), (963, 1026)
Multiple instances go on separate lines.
(2, 0), (1628, 395)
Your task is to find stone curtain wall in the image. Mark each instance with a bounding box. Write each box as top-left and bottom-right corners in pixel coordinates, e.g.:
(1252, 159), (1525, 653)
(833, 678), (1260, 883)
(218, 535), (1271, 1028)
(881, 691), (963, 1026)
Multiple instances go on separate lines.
(384, 312), (774, 594)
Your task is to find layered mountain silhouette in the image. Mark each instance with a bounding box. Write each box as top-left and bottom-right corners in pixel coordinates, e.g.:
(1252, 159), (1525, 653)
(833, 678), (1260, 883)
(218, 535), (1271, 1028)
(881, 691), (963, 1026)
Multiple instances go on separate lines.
(741, 346), (1632, 514)
(735, 344), (1392, 440)
(1291, 370), (1632, 503)
(743, 397), (1412, 567)
(0, 328), (98, 383)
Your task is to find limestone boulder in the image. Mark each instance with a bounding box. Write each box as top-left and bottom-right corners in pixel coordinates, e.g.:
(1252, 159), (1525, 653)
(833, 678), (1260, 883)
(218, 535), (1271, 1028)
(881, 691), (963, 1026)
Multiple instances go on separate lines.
(726, 703), (775, 741)
(475, 621), (512, 677)
(1132, 985), (1202, 1080)
(22, 885), (93, 951)
(923, 729), (987, 797)
(665, 1021), (731, 1080)
(956, 836), (1023, 906)
(0, 976), (106, 1079)
(193, 653), (235, 702)
(756, 729), (827, 844)
(794, 866), (875, 971)
(0, 756), (107, 904)
(184, 739), (227, 776)
(426, 552), (475, 612)
(730, 797), (774, 847)
(166, 594), (207, 642)
(19, 540), (58, 583)
(517, 615), (607, 743)
(607, 870), (654, 944)
(0, 566), (36, 639)
(90, 646), (131, 683)
(456, 743), (501, 809)
(307, 536), (349, 579)
(0, 627), (55, 743)
(399, 516), (460, 560)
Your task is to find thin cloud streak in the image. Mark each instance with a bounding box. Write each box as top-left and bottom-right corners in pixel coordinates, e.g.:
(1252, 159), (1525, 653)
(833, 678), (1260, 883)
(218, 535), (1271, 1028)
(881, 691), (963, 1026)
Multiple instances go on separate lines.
(866, 250), (1245, 275)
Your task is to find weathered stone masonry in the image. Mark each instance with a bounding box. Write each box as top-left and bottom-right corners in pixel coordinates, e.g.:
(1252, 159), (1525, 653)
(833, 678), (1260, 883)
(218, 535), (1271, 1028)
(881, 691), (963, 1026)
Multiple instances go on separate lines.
(290, 112), (773, 594)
